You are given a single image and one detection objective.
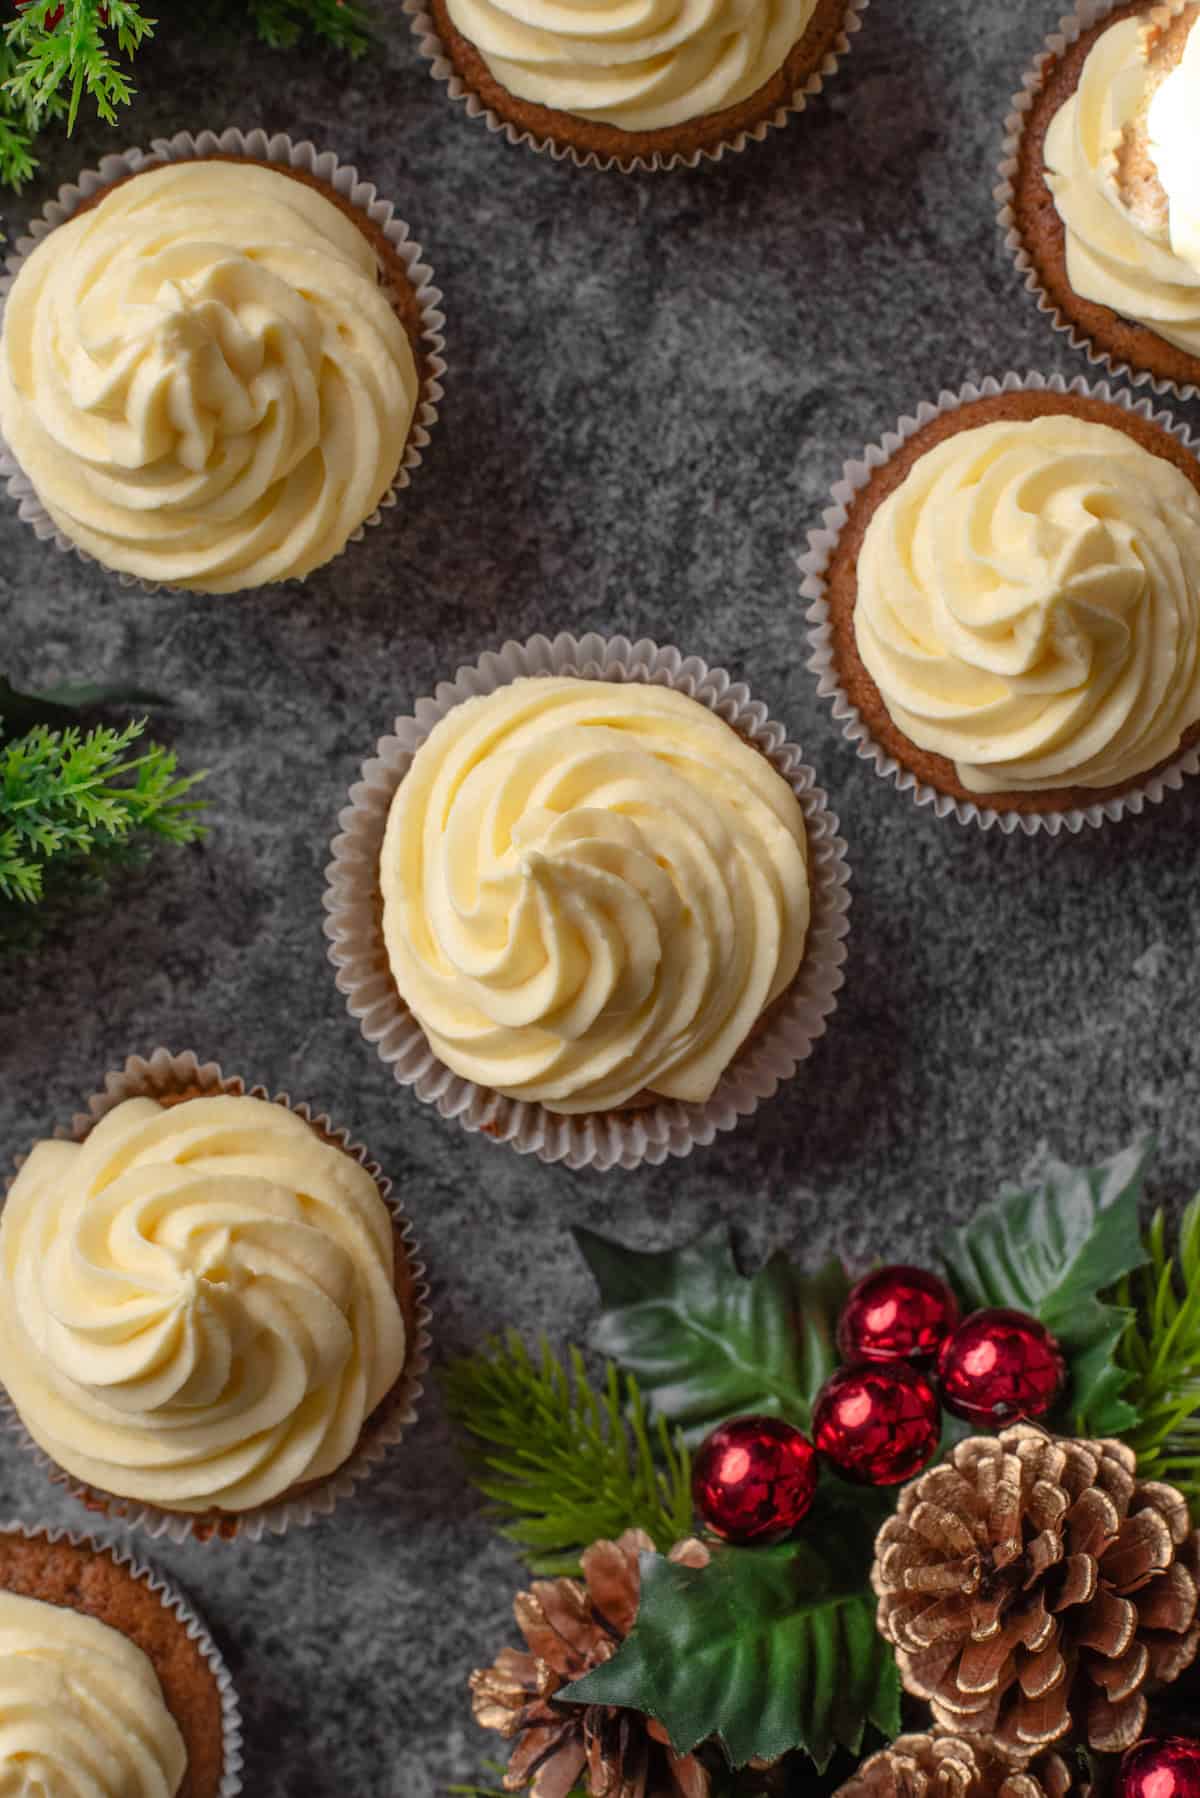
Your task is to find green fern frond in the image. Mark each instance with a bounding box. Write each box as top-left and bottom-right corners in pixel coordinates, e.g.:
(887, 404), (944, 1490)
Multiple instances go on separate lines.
(1115, 1199), (1200, 1512)
(444, 1334), (695, 1576)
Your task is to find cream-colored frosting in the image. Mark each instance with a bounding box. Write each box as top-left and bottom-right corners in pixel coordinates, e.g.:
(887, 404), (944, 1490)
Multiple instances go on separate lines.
(853, 414), (1200, 794)
(380, 677), (811, 1112)
(445, 0), (818, 131)
(1148, 12), (1200, 267)
(1044, 12), (1200, 357)
(0, 160), (419, 594)
(0, 1589), (186, 1797)
(0, 1095), (406, 1512)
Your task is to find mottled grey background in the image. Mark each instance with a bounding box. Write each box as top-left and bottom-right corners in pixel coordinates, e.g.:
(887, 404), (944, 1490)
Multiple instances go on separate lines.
(1, 2), (1198, 1792)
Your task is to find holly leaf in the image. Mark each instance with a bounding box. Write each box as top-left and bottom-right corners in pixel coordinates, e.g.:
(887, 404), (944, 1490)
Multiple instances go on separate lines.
(573, 1225), (847, 1444)
(561, 1538), (900, 1773)
(941, 1140), (1150, 1438)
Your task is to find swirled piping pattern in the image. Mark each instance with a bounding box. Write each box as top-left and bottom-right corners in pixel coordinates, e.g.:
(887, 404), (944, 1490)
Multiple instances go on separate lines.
(1044, 11), (1200, 357)
(0, 1590), (186, 1797)
(380, 677), (811, 1112)
(445, 0), (818, 131)
(0, 1095), (407, 1512)
(853, 414), (1200, 793)
(0, 161), (419, 593)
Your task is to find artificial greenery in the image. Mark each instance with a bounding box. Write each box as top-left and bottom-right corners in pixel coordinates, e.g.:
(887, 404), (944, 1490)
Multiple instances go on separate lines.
(443, 1332), (694, 1577)
(1115, 1196), (1200, 1509)
(939, 1138), (1150, 1437)
(563, 1537), (901, 1774)
(0, 0), (372, 191)
(0, 680), (207, 953)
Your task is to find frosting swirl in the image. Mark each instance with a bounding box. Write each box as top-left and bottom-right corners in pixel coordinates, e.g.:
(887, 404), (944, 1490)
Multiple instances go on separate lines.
(0, 1590), (186, 1797)
(0, 1095), (407, 1512)
(853, 414), (1200, 793)
(1044, 10), (1200, 357)
(1148, 9), (1200, 268)
(444, 0), (818, 131)
(0, 161), (419, 593)
(380, 677), (810, 1112)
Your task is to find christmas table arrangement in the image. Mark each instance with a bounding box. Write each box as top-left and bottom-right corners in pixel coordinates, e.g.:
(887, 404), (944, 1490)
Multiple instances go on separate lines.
(450, 1144), (1200, 1797)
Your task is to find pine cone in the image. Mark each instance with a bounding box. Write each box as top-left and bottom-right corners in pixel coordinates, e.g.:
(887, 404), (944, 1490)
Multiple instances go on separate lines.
(470, 1529), (711, 1798)
(833, 1734), (1079, 1798)
(873, 1427), (1200, 1759)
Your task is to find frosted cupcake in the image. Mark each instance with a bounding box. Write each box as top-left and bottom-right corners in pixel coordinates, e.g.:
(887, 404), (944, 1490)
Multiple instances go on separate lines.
(0, 142), (442, 593)
(412, 0), (863, 168)
(0, 1526), (241, 1797)
(1004, 1), (1200, 390)
(0, 1060), (428, 1538)
(805, 385), (1200, 821)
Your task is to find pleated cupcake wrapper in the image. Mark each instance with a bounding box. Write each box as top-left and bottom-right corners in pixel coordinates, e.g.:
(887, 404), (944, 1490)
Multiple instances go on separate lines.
(995, 0), (1200, 401)
(1, 1047), (433, 1546)
(403, 0), (867, 172)
(0, 1518), (244, 1796)
(0, 127), (447, 595)
(800, 369), (1200, 836)
(323, 631), (851, 1173)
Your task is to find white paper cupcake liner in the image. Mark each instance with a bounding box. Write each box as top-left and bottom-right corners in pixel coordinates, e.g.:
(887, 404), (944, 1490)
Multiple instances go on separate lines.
(0, 1518), (244, 1796)
(323, 631), (851, 1172)
(800, 370), (1200, 837)
(995, 0), (1199, 401)
(403, 0), (867, 172)
(0, 127), (447, 594)
(1, 1048), (433, 1545)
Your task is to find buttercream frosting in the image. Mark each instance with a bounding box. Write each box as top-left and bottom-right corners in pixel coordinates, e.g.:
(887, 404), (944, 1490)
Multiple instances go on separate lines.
(0, 160), (419, 594)
(380, 676), (811, 1112)
(853, 414), (1200, 794)
(0, 1589), (186, 1797)
(0, 1094), (407, 1512)
(444, 0), (818, 131)
(1148, 9), (1200, 268)
(1044, 10), (1200, 357)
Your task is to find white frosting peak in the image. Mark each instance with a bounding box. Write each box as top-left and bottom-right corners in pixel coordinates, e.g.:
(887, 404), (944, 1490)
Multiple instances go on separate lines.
(1148, 12), (1200, 267)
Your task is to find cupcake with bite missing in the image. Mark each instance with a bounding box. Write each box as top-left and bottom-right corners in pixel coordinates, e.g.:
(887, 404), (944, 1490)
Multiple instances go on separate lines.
(1003, 0), (1200, 390)
(804, 379), (1200, 825)
(0, 1051), (430, 1539)
(412, 0), (865, 169)
(0, 134), (444, 593)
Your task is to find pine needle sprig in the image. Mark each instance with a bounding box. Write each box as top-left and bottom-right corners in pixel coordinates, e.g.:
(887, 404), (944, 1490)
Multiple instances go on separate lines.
(444, 1333), (695, 1576)
(1114, 1199), (1200, 1510)
(239, 0), (372, 54)
(3, 1), (154, 133)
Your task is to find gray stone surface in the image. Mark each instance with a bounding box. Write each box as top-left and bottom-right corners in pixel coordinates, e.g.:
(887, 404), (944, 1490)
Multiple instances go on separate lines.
(2, 2), (1199, 1792)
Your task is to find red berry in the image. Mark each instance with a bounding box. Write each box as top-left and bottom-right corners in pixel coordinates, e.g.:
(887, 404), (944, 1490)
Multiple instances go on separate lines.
(812, 1362), (940, 1486)
(1116, 1737), (1200, 1798)
(837, 1265), (960, 1364)
(691, 1415), (818, 1545)
(937, 1308), (1065, 1427)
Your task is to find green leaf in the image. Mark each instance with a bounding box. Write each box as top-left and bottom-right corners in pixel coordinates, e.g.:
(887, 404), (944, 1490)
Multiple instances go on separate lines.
(941, 1140), (1150, 1436)
(574, 1224), (848, 1444)
(561, 1539), (900, 1773)
(0, 676), (168, 743)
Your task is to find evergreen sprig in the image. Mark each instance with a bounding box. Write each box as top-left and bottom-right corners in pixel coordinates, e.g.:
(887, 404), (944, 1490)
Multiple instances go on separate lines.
(1114, 1199), (1200, 1510)
(0, 715), (207, 951)
(0, 0), (371, 191)
(443, 1333), (695, 1576)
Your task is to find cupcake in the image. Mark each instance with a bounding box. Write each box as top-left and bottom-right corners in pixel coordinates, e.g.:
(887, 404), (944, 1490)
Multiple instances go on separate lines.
(326, 633), (851, 1171)
(0, 131), (445, 593)
(0, 1051), (430, 1540)
(1002, 0), (1200, 391)
(0, 1524), (241, 1797)
(408, 0), (864, 170)
(802, 378), (1200, 827)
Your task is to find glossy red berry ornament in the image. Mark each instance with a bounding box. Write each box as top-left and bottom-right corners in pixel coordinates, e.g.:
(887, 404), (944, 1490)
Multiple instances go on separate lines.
(837, 1265), (960, 1364)
(937, 1307), (1066, 1426)
(812, 1362), (940, 1486)
(1117, 1737), (1200, 1798)
(692, 1415), (818, 1545)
